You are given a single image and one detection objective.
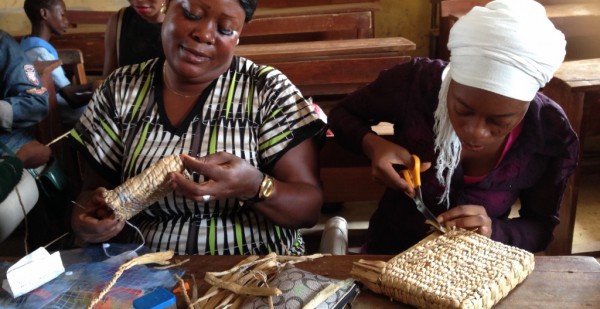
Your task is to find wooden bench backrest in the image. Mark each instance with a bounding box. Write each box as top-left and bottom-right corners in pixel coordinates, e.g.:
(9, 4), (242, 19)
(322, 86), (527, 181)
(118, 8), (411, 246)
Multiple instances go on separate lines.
(275, 55), (410, 98)
(62, 3), (381, 76)
(33, 60), (62, 146)
(236, 37), (415, 64)
(57, 49), (87, 85)
(257, 0), (378, 9)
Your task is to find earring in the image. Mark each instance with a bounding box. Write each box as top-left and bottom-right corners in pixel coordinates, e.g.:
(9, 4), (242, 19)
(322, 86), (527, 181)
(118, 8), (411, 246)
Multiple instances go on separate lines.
(236, 38), (240, 46)
(160, 3), (167, 14)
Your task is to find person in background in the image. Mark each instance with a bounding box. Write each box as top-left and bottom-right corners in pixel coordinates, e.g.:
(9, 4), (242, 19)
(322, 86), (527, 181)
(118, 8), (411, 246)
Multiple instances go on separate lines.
(328, 0), (578, 254)
(0, 30), (49, 156)
(22, 0), (97, 127)
(0, 30), (54, 246)
(70, 0), (327, 255)
(102, 0), (166, 77)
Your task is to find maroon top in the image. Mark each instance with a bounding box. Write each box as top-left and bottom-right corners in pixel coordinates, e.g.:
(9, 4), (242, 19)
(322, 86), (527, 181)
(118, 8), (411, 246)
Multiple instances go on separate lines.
(328, 57), (579, 254)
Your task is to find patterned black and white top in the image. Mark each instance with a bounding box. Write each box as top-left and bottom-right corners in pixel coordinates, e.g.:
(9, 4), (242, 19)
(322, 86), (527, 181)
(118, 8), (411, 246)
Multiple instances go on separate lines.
(71, 57), (326, 255)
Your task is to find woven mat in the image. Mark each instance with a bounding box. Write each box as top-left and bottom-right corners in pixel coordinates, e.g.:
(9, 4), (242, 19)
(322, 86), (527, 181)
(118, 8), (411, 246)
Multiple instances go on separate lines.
(353, 229), (534, 309)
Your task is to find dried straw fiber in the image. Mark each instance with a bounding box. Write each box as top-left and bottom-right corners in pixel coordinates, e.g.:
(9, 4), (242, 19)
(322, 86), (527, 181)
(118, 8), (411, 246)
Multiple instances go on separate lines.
(352, 229), (534, 309)
(103, 154), (190, 220)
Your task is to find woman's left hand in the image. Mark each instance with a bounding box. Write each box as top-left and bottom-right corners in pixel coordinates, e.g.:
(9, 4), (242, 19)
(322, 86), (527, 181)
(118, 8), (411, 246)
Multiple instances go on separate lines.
(437, 205), (493, 238)
(169, 152), (263, 202)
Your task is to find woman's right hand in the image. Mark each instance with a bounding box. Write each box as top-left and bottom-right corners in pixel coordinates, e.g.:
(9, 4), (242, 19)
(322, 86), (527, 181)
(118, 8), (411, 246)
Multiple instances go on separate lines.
(15, 140), (51, 168)
(362, 133), (431, 196)
(71, 188), (126, 244)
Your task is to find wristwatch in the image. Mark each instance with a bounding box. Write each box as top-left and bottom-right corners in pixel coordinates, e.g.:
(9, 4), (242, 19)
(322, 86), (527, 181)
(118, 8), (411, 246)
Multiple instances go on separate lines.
(245, 173), (274, 204)
(257, 174), (274, 200)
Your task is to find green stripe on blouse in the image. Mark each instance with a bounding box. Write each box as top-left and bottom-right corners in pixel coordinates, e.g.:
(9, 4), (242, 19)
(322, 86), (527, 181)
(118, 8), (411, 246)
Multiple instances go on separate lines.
(209, 217), (216, 255)
(259, 131), (292, 151)
(226, 71), (237, 117)
(128, 120), (150, 174)
(235, 217), (244, 255)
(131, 74), (152, 119)
(100, 119), (121, 146)
(70, 128), (83, 145)
(246, 79), (255, 115)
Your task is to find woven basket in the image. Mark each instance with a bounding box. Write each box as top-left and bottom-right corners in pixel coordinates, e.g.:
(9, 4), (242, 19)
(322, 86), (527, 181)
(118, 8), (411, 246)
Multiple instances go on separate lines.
(351, 229), (534, 309)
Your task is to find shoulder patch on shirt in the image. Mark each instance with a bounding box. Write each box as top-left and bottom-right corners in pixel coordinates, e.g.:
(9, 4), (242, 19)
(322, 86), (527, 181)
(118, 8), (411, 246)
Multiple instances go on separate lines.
(24, 64), (39, 85)
(26, 86), (47, 95)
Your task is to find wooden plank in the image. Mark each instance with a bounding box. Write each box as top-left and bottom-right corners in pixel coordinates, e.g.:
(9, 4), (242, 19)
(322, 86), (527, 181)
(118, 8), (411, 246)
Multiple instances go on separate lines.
(243, 11), (372, 39)
(66, 10), (112, 28)
(235, 37), (416, 63)
(64, 2), (382, 28)
(57, 49), (87, 84)
(32, 60), (63, 146)
(254, 2), (381, 18)
(274, 56), (410, 97)
(258, 0), (378, 9)
(51, 32), (104, 76)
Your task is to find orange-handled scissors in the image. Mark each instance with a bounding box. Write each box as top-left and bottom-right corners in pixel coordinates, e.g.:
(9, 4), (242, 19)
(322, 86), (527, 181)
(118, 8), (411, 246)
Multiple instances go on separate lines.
(398, 155), (446, 233)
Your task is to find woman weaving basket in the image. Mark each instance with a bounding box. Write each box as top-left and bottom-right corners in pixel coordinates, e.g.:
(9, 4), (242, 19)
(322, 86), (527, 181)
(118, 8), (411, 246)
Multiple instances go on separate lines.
(328, 0), (579, 254)
(69, 0), (326, 255)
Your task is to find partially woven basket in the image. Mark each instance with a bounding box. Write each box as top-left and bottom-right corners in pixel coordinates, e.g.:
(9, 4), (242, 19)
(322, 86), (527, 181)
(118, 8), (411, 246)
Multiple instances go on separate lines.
(104, 154), (191, 220)
(351, 229), (534, 309)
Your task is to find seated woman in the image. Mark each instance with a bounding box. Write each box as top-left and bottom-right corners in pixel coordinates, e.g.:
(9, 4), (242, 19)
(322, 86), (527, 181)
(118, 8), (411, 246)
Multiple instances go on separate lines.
(102, 0), (165, 78)
(328, 0), (578, 254)
(70, 0), (327, 255)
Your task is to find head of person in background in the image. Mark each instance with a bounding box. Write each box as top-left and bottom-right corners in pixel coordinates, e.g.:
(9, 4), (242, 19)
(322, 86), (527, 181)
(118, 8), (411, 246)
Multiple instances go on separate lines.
(23, 0), (69, 38)
(102, 0), (168, 77)
(22, 0), (95, 126)
(130, 0), (168, 23)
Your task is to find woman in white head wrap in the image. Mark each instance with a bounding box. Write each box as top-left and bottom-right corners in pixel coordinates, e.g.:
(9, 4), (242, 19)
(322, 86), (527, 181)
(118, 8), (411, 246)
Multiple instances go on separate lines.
(328, 0), (579, 254)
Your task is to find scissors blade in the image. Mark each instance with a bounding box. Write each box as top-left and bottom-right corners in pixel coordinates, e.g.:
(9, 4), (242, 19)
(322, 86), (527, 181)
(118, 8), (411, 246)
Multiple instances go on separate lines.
(413, 191), (446, 233)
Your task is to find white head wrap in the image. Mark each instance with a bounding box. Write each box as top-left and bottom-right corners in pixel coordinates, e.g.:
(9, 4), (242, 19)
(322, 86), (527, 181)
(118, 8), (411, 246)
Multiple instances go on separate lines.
(433, 0), (566, 206)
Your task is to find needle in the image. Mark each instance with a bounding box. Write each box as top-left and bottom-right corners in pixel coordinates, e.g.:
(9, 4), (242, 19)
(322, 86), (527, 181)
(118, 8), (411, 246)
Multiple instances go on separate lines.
(46, 131), (71, 147)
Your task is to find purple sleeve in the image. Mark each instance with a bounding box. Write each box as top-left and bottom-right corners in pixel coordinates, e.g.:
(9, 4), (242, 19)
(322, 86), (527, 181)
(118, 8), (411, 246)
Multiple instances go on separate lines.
(490, 97), (579, 252)
(328, 58), (446, 153)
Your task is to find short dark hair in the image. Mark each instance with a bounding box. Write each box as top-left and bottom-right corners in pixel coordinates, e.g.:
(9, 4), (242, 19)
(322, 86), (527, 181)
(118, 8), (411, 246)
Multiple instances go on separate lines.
(239, 0), (258, 22)
(23, 0), (61, 22)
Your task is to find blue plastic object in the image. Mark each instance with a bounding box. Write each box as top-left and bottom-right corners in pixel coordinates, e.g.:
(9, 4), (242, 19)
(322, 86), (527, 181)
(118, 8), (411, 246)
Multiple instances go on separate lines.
(133, 288), (176, 309)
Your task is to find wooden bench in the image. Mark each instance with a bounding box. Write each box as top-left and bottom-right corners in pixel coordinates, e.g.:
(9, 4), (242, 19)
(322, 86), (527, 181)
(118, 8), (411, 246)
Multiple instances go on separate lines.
(236, 37), (415, 64)
(56, 49), (87, 85)
(32, 60), (62, 147)
(60, 2), (381, 76)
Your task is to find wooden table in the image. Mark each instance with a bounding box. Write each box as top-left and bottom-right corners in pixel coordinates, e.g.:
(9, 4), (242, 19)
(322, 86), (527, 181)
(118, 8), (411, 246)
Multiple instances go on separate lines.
(542, 58), (600, 256)
(179, 254), (600, 308)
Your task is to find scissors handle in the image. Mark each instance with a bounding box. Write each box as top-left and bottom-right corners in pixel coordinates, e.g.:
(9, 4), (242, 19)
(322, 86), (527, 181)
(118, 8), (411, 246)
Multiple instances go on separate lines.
(411, 155), (421, 187)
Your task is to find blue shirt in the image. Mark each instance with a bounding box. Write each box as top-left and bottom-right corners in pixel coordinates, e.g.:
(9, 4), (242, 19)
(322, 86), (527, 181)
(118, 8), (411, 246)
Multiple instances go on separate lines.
(0, 30), (48, 153)
(328, 57), (579, 254)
